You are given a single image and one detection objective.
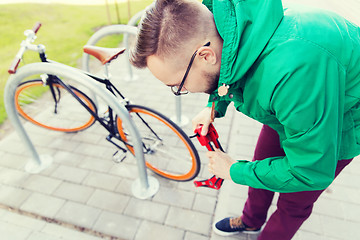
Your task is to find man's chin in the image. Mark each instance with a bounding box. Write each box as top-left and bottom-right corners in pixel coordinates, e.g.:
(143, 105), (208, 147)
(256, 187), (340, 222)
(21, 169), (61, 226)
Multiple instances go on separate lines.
(204, 85), (219, 94)
(189, 89), (214, 94)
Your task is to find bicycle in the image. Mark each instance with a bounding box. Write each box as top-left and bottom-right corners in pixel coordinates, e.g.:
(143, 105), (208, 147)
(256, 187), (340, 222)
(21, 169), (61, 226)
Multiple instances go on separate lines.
(8, 22), (200, 181)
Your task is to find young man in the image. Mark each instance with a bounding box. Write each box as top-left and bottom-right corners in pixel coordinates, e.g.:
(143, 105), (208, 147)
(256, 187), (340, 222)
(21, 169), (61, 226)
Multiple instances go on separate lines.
(130, 0), (360, 239)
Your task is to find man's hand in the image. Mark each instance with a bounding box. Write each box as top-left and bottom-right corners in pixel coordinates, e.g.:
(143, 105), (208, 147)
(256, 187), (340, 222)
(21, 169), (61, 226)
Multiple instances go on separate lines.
(192, 106), (214, 136)
(207, 149), (236, 180)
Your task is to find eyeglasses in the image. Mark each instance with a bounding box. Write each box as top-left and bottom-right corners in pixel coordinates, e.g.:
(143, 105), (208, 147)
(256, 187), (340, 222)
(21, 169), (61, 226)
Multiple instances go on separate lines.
(171, 42), (211, 96)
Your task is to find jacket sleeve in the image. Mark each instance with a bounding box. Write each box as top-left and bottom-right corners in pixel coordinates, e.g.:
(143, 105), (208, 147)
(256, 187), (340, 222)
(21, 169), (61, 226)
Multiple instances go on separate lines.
(230, 47), (346, 192)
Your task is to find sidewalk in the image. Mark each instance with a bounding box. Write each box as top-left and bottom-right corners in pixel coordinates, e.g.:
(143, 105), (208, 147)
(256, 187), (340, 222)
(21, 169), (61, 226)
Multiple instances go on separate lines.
(1, 1), (360, 240)
(0, 64), (244, 240)
(1, 59), (360, 240)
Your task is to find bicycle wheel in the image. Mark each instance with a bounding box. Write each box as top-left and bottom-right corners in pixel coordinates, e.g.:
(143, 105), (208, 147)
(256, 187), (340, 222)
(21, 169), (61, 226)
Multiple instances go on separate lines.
(15, 79), (97, 132)
(117, 105), (200, 181)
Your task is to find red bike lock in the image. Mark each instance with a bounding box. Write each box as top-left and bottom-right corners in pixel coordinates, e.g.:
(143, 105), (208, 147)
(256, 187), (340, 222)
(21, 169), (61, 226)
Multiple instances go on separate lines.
(193, 123), (224, 190)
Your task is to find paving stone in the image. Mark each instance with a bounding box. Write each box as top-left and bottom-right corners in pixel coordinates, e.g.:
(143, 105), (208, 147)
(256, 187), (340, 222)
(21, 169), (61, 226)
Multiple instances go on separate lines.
(153, 186), (195, 209)
(0, 208), (7, 218)
(73, 142), (114, 159)
(27, 232), (63, 240)
(20, 193), (65, 218)
(52, 181), (95, 203)
(93, 210), (140, 239)
(22, 174), (62, 195)
(52, 150), (85, 167)
(114, 178), (134, 196)
(0, 167), (30, 187)
(68, 131), (104, 145)
(124, 198), (169, 223)
(87, 189), (130, 213)
(193, 193), (217, 213)
(41, 222), (104, 240)
(51, 165), (89, 183)
(30, 146), (57, 157)
(55, 201), (101, 229)
(227, 182), (248, 199)
(1, 209), (46, 231)
(341, 201), (360, 222)
(0, 221), (32, 240)
(28, 132), (64, 147)
(83, 171), (121, 191)
(135, 220), (184, 240)
(78, 155), (114, 173)
(151, 173), (179, 189)
(0, 185), (31, 208)
(108, 161), (139, 180)
(0, 152), (27, 169)
(210, 231), (248, 240)
(312, 197), (345, 219)
(165, 206), (212, 235)
(322, 183), (360, 204)
(299, 213), (323, 235)
(35, 161), (59, 177)
(47, 137), (81, 152)
(293, 230), (337, 240)
(320, 215), (360, 240)
(184, 231), (209, 240)
(0, 137), (27, 155)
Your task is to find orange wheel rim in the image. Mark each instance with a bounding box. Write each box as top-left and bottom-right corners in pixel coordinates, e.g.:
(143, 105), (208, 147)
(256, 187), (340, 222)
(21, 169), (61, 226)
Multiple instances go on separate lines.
(15, 82), (95, 132)
(118, 107), (197, 181)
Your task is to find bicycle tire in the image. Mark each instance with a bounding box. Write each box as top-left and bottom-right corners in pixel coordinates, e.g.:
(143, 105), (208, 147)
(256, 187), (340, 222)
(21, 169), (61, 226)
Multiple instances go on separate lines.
(15, 79), (97, 132)
(117, 105), (200, 181)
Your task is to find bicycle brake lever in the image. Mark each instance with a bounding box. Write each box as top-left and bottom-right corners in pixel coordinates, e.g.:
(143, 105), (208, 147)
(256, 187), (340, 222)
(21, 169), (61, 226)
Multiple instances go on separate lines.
(193, 123), (225, 190)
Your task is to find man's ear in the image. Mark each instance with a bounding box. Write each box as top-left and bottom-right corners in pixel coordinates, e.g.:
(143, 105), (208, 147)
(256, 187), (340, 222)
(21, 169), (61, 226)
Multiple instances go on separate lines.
(198, 47), (217, 65)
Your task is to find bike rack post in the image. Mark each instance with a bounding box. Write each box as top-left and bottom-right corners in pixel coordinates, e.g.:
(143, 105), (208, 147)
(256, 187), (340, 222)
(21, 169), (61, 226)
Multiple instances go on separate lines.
(171, 96), (189, 127)
(4, 75), (52, 174)
(4, 62), (159, 199)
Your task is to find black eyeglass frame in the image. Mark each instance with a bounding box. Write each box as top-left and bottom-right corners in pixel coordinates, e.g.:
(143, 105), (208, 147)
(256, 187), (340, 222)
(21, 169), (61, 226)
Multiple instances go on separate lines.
(171, 42), (211, 96)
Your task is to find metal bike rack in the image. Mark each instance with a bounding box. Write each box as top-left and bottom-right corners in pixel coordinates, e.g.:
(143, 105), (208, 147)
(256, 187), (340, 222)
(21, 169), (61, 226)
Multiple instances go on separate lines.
(82, 24), (138, 82)
(4, 62), (159, 199)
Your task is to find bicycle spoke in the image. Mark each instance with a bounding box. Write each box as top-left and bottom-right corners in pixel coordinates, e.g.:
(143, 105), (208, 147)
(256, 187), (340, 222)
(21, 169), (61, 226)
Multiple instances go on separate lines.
(117, 105), (200, 181)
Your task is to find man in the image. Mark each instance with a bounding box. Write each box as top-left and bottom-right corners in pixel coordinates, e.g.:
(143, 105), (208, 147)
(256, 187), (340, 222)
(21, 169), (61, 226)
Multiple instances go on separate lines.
(130, 0), (360, 239)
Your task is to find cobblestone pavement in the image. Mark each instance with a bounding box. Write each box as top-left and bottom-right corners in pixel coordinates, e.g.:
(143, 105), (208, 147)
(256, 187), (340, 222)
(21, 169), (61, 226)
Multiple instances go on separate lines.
(0, 0), (360, 240)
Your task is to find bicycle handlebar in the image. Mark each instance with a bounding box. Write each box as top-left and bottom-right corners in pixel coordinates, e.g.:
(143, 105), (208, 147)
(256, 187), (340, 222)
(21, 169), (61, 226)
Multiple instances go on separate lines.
(32, 22), (42, 34)
(8, 22), (42, 74)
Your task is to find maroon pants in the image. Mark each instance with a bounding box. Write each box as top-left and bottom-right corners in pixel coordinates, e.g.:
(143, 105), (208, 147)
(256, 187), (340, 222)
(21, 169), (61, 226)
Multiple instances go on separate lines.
(241, 125), (352, 240)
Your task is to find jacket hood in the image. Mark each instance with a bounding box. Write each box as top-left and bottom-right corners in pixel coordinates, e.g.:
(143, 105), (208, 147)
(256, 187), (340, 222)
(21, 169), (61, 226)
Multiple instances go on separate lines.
(203, 0), (284, 88)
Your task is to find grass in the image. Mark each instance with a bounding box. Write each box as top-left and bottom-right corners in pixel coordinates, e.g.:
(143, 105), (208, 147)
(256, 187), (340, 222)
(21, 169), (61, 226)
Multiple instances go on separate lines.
(0, 1), (152, 125)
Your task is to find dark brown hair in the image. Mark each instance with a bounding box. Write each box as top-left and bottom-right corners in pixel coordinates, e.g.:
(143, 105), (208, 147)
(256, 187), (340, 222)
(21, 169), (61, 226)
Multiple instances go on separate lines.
(130, 0), (208, 68)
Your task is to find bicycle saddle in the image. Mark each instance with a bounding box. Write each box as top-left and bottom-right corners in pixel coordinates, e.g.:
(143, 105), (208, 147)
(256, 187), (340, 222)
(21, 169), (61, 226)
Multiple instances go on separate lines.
(83, 45), (126, 65)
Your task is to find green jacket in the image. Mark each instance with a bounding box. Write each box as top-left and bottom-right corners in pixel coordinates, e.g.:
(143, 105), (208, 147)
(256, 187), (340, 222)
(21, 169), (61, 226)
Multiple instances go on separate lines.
(203, 0), (360, 192)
